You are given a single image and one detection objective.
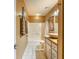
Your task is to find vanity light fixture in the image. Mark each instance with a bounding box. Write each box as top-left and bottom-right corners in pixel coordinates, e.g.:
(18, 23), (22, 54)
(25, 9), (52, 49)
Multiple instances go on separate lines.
(53, 9), (59, 16)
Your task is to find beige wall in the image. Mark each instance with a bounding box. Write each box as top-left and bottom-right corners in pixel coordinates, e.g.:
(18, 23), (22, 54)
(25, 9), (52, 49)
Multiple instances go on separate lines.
(28, 23), (42, 39)
(16, 16), (28, 59)
(54, 16), (58, 33)
(45, 19), (49, 35)
(16, 0), (28, 59)
(28, 22), (46, 40)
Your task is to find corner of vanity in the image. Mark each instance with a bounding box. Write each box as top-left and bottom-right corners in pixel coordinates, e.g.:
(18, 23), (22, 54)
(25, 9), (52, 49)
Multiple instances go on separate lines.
(44, 34), (58, 59)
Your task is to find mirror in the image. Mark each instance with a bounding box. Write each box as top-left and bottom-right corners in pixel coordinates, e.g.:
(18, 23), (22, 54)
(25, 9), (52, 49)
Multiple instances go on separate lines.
(48, 10), (59, 33)
(47, 9), (59, 39)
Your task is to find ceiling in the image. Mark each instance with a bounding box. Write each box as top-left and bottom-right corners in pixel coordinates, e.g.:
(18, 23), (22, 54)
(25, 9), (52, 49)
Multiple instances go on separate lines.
(25, 0), (58, 16)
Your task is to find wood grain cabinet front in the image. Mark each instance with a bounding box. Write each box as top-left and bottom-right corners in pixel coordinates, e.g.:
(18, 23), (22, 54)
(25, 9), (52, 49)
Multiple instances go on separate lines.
(52, 49), (57, 59)
(52, 43), (57, 59)
(52, 42), (57, 52)
(45, 38), (52, 59)
(45, 37), (57, 59)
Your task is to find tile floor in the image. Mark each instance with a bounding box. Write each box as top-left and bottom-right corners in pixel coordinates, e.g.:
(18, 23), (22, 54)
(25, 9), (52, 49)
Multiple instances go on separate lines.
(22, 34), (42, 59)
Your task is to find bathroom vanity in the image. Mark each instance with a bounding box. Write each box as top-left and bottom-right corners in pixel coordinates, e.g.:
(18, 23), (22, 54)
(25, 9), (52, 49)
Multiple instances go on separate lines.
(45, 34), (58, 59)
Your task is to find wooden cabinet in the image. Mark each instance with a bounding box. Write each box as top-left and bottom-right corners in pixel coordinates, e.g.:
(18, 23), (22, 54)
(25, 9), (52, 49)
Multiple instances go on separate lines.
(52, 42), (57, 59)
(45, 39), (52, 59)
(45, 37), (57, 59)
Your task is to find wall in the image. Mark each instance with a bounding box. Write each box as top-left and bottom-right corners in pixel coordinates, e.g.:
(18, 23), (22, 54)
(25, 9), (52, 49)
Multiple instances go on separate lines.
(16, 0), (29, 59)
(54, 16), (58, 33)
(54, 23), (58, 33)
(45, 19), (49, 35)
(16, 16), (28, 59)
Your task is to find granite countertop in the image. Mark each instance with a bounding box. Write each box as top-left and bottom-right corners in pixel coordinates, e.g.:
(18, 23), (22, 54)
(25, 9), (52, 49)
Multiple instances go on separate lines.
(45, 33), (58, 45)
(49, 38), (58, 45)
(48, 33), (58, 39)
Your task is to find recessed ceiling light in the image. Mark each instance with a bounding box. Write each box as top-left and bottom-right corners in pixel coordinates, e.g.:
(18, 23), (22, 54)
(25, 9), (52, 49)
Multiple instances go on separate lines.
(53, 9), (59, 16)
(36, 13), (41, 16)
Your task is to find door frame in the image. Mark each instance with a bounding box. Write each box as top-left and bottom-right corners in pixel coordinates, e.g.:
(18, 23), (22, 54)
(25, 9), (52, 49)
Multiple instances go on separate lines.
(58, 0), (64, 59)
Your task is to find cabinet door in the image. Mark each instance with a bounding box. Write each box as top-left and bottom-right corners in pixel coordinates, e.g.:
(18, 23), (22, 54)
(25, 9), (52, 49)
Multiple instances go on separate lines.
(46, 43), (52, 59)
(52, 43), (57, 59)
(52, 43), (57, 52)
(46, 39), (51, 46)
(52, 48), (57, 59)
(45, 39), (52, 59)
